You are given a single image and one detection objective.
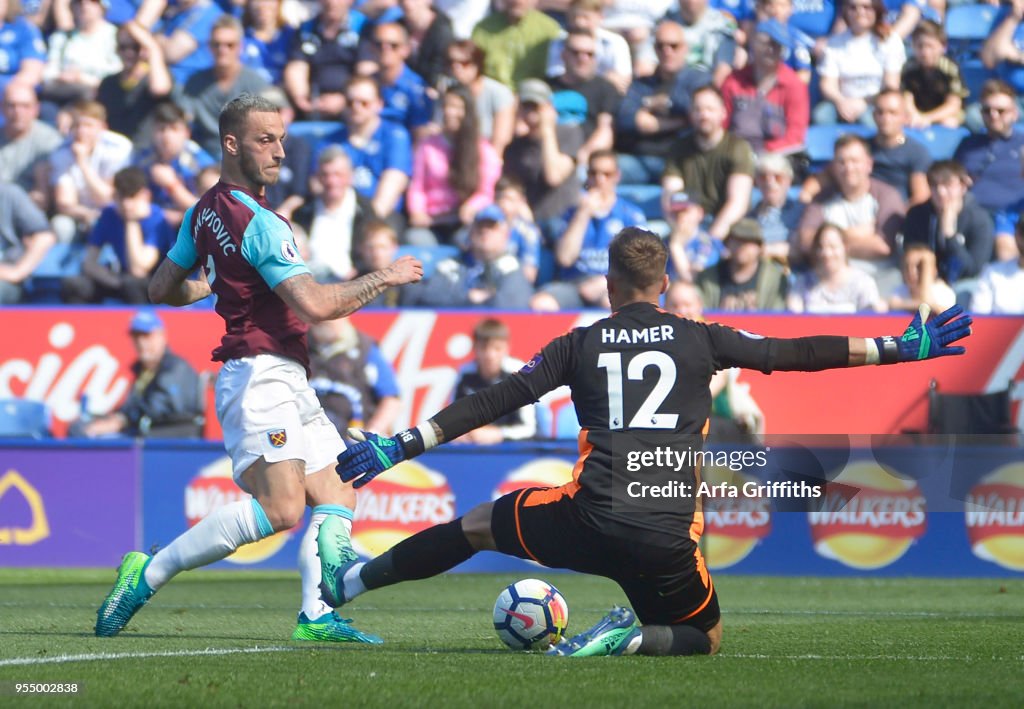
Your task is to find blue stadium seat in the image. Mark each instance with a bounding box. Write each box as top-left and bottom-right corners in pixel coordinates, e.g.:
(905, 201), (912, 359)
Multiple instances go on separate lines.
(534, 399), (554, 438)
(616, 184), (663, 221)
(24, 243), (85, 304)
(946, 5), (999, 62)
(395, 244), (460, 279)
(959, 59), (993, 103)
(33, 242), (82, 278)
(805, 124), (875, 169)
(289, 121), (344, 159)
(0, 399), (51, 438)
(288, 121), (343, 144)
(536, 246), (557, 286)
(904, 126), (970, 161)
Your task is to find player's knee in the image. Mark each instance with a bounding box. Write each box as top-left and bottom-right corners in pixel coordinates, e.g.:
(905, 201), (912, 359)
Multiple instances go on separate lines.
(706, 620), (723, 655)
(461, 503), (497, 551)
(260, 497), (306, 531)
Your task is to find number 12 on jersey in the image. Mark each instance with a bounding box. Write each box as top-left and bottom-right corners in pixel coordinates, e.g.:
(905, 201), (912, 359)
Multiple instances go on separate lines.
(597, 351), (679, 430)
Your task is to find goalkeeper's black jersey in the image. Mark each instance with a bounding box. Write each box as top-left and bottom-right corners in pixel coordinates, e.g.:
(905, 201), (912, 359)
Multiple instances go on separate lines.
(433, 301), (849, 547)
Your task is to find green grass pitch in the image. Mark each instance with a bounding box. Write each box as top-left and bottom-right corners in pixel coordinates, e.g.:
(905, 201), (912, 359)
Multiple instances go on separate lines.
(0, 569), (1021, 707)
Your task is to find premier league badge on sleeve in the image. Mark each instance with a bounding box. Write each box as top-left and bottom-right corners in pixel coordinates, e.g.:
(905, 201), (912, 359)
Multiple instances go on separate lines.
(267, 429), (288, 448)
(281, 240), (301, 263)
(520, 355), (543, 373)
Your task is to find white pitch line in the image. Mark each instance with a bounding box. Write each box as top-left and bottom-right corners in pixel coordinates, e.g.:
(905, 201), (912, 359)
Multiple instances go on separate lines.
(0, 647), (1021, 667)
(0, 646), (299, 668)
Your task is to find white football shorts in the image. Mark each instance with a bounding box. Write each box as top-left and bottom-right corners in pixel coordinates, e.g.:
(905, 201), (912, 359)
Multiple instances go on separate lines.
(216, 354), (346, 484)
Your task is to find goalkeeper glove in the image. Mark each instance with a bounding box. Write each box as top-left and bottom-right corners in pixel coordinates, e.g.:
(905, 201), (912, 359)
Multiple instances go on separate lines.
(873, 304), (972, 364)
(336, 428), (427, 488)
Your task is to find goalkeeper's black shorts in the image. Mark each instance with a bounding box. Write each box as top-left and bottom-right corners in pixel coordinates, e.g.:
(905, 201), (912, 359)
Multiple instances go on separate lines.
(491, 485), (720, 633)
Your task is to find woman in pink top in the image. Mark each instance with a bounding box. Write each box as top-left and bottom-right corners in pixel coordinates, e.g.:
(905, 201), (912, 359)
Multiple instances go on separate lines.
(405, 85), (502, 245)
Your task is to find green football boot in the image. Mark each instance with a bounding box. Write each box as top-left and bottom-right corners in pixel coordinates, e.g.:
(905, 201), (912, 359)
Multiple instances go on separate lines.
(95, 552), (155, 637)
(317, 515), (360, 608)
(291, 611), (383, 643)
(547, 606), (641, 657)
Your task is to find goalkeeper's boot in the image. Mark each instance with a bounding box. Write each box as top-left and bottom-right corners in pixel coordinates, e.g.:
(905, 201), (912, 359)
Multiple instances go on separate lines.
(95, 551), (155, 637)
(547, 606), (641, 657)
(317, 515), (360, 608)
(291, 611), (383, 644)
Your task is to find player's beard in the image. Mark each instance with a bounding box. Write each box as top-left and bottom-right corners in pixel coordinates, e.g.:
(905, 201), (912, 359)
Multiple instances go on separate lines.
(239, 145), (281, 187)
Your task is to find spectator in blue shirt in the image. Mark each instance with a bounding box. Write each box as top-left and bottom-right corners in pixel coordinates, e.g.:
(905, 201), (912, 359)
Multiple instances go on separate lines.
(752, 0), (814, 82)
(105, 0), (145, 26)
(614, 19), (710, 185)
(981, 0), (1024, 117)
(363, 21), (433, 140)
(284, 0), (367, 120)
(0, 0), (46, 92)
(788, 0), (837, 40)
(60, 166), (173, 304)
(666, 190), (724, 281)
(154, 0), (224, 86)
(132, 101), (215, 226)
(531, 150), (646, 310)
(241, 0), (296, 84)
(953, 80), (1024, 217)
(494, 176), (542, 284)
(320, 75), (412, 223)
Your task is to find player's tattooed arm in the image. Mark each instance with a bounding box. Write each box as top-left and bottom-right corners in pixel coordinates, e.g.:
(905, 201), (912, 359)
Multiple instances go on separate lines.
(276, 255), (423, 322)
(148, 258), (212, 306)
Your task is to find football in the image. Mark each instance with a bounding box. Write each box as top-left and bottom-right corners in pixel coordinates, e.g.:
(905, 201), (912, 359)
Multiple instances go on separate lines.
(492, 578), (569, 651)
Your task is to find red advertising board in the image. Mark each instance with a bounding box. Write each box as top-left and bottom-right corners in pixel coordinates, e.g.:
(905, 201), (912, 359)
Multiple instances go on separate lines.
(0, 308), (1021, 438)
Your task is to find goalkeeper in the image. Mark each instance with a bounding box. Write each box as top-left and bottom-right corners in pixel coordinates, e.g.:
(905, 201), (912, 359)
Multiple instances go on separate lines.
(319, 228), (972, 658)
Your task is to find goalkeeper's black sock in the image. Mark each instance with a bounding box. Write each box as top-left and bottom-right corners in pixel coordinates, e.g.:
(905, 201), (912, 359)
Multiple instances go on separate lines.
(360, 518), (476, 591)
(638, 625), (712, 656)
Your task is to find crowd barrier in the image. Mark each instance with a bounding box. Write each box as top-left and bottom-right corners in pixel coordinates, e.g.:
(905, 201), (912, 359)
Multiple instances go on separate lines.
(1, 439), (1021, 576)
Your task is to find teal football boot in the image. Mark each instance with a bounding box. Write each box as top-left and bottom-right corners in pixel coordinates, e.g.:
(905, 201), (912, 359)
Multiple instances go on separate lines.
(547, 606), (641, 657)
(95, 552), (155, 637)
(291, 611), (383, 643)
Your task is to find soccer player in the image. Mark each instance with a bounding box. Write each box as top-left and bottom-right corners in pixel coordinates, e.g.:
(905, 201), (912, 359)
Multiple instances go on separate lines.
(325, 227), (972, 657)
(95, 93), (423, 642)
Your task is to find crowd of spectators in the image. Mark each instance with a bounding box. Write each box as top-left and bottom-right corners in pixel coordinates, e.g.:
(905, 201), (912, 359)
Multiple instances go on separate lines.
(1, 0), (1023, 315)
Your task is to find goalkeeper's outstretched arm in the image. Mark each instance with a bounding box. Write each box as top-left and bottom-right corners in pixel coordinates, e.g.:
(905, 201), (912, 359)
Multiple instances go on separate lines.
(713, 304), (973, 373)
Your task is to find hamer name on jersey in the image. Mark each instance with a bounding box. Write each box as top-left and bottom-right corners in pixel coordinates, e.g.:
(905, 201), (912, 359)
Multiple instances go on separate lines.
(600, 325), (676, 345)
